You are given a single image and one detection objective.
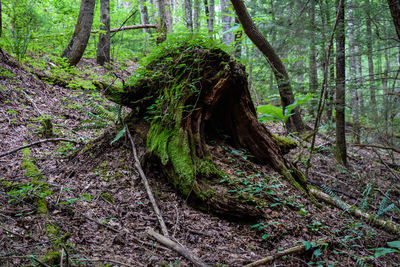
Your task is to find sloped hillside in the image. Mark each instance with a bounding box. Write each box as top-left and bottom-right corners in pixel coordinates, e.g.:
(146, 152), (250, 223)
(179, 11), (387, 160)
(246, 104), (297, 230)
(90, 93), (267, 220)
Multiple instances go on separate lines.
(0, 50), (399, 266)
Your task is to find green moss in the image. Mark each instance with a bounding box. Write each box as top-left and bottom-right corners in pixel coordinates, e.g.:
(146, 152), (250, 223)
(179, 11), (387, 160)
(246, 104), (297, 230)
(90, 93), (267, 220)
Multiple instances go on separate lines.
(42, 251), (61, 265)
(37, 198), (49, 215)
(100, 192), (115, 203)
(21, 148), (41, 179)
(272, 134), (297, 154)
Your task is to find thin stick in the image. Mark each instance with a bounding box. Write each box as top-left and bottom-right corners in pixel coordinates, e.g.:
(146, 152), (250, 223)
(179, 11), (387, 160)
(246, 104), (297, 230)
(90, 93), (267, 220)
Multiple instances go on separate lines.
(352, 143), (400, 154)
(244, 240), (328, 267)
(146, 228), (208, 267)
(310, 188), (400, 235)
(0, 138), (83, 158)
(77, 257), (139, 267)
(125, 124), (169, 237)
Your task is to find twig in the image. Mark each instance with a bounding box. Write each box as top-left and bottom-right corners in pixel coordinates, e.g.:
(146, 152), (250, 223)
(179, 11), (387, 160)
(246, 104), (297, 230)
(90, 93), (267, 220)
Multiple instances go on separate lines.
(352, 143), (400, 154)
(310, 188), (400, 235)
(0, 138), (83, 158)
(146, 228), (208, 267)
(371, 148), (400, 180)
(244, 240), (328, 267)
(77, 257), (138, 267)
(125, 124), (169, 237)
(33, 257), (52, 267)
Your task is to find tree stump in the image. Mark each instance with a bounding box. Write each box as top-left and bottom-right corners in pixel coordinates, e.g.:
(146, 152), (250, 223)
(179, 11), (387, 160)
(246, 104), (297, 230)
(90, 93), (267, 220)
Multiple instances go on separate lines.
(107, 38), (312, 219)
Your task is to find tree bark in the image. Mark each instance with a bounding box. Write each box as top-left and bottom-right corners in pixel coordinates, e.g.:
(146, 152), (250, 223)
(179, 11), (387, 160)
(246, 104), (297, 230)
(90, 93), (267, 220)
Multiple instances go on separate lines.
(139, 0), (150, 33)
(234, 17), (242, 59)
(193, 0), (201, 31)
(156, 0), (169, 42)
(185, 0), (193, 32)
(230, 0), (305, 133)
(347, 0), (360, 143)
(61, 0), (96, 66)
(335, 0), (347, 166)
(0, 0), (2, 38)
(105, 42), (312, 219)
(387, 0), (400, 40)
(97, 0), (111, 66)
(366, 0), (376, 111)
(204, 0), (214, 35)
(221, 0), (234, 45)
(309, 0), (318, 115)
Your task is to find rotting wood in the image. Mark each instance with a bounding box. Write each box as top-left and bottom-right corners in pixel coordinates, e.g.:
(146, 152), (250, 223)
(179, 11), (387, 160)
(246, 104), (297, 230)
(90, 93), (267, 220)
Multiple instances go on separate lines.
(146, 228), (208, 267)
(310, 188), (400, 235)
(244, 240), (328, 267)
(0, 138), (83, 158)
(125, 124), (169, 237)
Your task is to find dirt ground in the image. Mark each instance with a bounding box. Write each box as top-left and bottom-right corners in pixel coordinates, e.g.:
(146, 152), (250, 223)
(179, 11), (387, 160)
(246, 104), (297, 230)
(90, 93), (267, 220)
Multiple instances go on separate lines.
(0, 52), (399, 266)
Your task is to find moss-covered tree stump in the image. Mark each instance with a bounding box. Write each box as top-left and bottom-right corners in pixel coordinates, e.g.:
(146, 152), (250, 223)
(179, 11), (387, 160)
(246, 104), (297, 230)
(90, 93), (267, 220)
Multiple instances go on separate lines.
(107, 37), (312, 219)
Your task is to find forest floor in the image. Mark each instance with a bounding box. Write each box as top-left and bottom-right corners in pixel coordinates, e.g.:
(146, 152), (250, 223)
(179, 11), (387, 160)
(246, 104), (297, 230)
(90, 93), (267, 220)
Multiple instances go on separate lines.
(0, 51), (399, 266)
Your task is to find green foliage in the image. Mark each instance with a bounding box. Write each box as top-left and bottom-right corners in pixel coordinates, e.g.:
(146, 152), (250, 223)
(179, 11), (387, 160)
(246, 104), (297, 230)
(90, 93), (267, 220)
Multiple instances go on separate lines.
(78, 102), (123, 130)
(369, 240), (400, 259)
(257, 94), (312, 123)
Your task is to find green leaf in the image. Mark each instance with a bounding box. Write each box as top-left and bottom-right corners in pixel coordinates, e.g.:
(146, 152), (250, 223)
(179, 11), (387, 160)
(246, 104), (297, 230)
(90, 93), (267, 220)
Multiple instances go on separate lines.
(372, 248), (398, 258)
(257, 104), (284, 122)
(303, 241), (312, 250)
(388, 240), (400, 250)
(313, 249), (322, 258)
(299, 208), (307, 216)
(110, 127), (126, 145)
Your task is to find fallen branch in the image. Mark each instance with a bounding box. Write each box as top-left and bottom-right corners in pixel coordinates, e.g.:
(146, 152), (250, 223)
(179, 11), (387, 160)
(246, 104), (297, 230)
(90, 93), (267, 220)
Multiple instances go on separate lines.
(352, 143), (400, 154)
(244, 240), (328, 267)
(0, 138), (83, 158)
(310, 188), (400, 235)
(125, 124), (169, 237)
(146, 228), (208, 267)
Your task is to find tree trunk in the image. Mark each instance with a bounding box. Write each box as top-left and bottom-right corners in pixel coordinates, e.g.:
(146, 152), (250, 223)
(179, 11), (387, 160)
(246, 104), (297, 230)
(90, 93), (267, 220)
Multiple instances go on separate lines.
(193, 0), (200, 31)
(0, 0), (2, 38)
(61, 0), (96, 66)
(387, 0), (400, 40)
(105, 40), (313, 219)
(156, 0), (169, 42)
(139, 0), (150, 34)
(234, 17), (242, 59)
(221, 0), (234, 45)
(230, 0), (305, 133)
(204, 0), (214, 35)
(185, 0), (193, 32)
(348, 0), (360, 143)
(309, 0), (318, 115)
(335, 0), (347, 166)
(366, 0), (376, 111)
(97, 0), (111, 66)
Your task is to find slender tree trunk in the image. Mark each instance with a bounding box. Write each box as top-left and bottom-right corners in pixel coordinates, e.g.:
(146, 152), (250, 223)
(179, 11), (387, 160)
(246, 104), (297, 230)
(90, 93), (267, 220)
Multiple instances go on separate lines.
(230, 0), (305, 133)
(97, 0), (111, 66)
(356, 26), (365, 114)
(335, 0), (347, 165)
(61, 0), (96, 66)
(193, 0), (200, 30)
(209, 0), (215, 34)
(221, 0), (234, 45)
(166, 0), (173, 32)
(0, 0), (2, 38)
(387, 0), (400, 40)
(366, 0), (376, 110)
(139, 0), (150, 33)
(326, 57), (335, 121)
(185, 0), (193, 32)
(156, 0), (169, 42)
(348, 0), (360, 143)
(309, 0), (318, 115)
(234, 17), (242, 59)
(246, 45), (259, 105)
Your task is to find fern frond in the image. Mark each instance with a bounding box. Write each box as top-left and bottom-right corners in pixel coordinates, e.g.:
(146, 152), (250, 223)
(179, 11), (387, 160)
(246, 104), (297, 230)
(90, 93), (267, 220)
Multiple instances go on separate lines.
(359, 183), (372, 212)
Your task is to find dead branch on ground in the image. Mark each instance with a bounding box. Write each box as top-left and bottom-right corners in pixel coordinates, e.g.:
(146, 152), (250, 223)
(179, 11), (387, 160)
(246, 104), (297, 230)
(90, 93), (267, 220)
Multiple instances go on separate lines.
(146, 228), (208, 267)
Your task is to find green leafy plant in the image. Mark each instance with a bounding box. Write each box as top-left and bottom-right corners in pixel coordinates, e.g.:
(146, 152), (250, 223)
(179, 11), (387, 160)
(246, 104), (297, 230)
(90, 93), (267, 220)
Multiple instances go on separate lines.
(257, 94), (312, 123)
(370, 240), (400, 258)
